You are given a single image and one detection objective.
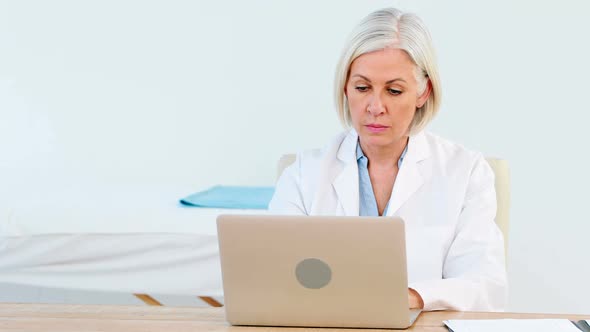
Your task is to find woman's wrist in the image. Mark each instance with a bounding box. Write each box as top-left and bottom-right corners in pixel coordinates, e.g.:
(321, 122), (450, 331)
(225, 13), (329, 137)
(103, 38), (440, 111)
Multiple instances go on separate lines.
(408, 288), (424, 309)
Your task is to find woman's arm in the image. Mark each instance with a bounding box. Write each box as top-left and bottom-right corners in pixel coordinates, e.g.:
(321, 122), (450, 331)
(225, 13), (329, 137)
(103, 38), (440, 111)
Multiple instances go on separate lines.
(409, 154), (507, 311)
(268, 154), (308, 215)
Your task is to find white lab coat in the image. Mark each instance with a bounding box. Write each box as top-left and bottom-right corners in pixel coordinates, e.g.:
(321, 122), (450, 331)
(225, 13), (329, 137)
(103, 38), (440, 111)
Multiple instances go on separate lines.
(268, 129), (507, 311)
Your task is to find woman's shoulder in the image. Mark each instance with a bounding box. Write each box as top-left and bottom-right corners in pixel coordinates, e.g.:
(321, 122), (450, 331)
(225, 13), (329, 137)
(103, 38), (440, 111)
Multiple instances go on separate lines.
(297, 131), (350, 161)
(421, 131), (493, 181)
(296, 130), (351, 162)
(284, 130), (352, 185)
(422, 131), (484, 162)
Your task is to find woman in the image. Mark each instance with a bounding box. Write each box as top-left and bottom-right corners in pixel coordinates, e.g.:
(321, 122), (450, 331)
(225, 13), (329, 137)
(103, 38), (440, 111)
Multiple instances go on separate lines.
(269, 8), (506, 311)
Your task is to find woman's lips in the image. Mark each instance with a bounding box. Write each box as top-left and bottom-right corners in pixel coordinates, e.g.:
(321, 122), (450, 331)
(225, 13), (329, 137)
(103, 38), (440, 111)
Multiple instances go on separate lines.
(365, 124), (389, 133)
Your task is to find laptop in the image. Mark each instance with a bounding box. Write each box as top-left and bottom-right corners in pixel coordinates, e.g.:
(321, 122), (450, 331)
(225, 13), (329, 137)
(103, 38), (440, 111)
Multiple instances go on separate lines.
(216, 214), (422, 329)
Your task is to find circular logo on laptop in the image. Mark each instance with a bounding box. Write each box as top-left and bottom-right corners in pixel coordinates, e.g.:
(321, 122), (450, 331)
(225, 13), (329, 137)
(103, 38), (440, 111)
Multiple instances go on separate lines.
(295, 258), (332, 289)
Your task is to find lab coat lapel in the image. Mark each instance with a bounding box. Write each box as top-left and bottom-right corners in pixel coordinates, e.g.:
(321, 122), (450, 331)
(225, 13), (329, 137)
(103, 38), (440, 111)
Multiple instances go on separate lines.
(386, 131), (431, 216)
(333, 130), (360, 216)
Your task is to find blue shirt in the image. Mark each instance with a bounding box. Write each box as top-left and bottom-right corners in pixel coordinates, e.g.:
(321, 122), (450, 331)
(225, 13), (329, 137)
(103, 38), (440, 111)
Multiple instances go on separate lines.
(357, 140), (408, 216)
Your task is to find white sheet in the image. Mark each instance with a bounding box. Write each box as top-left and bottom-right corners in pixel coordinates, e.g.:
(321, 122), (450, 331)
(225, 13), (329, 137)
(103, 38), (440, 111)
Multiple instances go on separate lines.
(444, 319), (581, 332)
(0, 185), (267, 295)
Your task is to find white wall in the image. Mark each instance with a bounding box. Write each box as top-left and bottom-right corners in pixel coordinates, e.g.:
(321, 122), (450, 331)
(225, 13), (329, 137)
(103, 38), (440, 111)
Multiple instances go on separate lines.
(1, 0), (589, 313)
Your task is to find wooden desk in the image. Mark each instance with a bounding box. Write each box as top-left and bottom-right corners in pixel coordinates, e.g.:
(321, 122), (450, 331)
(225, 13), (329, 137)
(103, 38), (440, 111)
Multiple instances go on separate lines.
(0, 303), (588, 331)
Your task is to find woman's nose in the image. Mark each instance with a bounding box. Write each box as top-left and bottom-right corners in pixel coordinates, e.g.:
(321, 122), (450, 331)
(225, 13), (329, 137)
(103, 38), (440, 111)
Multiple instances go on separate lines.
(367, 94), (385, 115)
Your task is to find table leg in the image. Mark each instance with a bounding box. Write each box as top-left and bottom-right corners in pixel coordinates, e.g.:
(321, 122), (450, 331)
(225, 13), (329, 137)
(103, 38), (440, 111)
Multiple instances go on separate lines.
(133, 294), (162, 306)
(198, 296), (223, 307)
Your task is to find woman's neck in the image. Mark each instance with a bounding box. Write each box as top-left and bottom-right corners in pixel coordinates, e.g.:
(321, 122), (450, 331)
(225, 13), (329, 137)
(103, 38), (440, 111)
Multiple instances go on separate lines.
(359, 136), (409, 169)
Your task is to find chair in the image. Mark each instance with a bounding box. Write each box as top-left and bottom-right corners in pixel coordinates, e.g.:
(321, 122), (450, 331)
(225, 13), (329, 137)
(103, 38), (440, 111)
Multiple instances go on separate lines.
(485, 158), (511, 255)
(276, 154), (511, 255)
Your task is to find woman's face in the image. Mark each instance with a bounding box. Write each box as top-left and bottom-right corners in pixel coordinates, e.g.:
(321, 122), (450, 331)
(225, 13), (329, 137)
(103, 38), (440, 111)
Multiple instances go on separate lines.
(345, 48), (430, 148)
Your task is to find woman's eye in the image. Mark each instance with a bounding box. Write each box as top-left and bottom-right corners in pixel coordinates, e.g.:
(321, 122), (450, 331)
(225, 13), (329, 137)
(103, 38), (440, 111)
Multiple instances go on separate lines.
(355, 86), (369, 92)
(388, 89), (402, 95)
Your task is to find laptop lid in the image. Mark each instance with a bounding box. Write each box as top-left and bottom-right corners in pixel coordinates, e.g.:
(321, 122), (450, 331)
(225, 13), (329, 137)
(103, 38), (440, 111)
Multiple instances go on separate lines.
(217, 215), (417, 329)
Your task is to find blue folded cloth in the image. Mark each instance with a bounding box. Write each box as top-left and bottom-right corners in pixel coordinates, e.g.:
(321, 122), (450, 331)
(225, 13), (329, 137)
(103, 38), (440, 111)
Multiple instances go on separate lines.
(179, 185), (275, 209)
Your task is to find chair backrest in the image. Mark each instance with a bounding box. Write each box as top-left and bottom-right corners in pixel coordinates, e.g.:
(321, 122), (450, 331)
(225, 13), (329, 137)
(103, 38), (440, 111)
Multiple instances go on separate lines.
(485, 158), (511, 254)
(276, 154), (510, 254)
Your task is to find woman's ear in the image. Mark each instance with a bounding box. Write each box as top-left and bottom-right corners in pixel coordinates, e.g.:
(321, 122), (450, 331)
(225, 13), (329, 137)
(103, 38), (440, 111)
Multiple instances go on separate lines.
(417, 79), (432, 108)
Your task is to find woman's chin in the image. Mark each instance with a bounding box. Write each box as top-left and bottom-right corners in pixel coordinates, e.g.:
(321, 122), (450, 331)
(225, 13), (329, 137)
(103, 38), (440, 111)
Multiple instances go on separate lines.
(360, 134), (393, 146)
(359, 131), (406, 148)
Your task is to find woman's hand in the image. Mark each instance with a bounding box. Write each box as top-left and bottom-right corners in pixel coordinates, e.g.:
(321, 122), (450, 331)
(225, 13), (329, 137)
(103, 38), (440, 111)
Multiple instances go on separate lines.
(408, 288), (424, 309)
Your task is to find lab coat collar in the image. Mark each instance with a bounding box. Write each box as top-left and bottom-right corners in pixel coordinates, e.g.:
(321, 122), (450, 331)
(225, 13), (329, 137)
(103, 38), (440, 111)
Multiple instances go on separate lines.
(386, 130), (431, 215)
(333, 129), (360, 216)
(333, 128), (431, 216)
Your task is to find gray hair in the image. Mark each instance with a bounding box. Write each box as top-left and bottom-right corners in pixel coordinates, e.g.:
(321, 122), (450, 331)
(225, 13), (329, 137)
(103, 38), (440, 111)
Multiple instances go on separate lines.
(334, 8), (441, 134)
